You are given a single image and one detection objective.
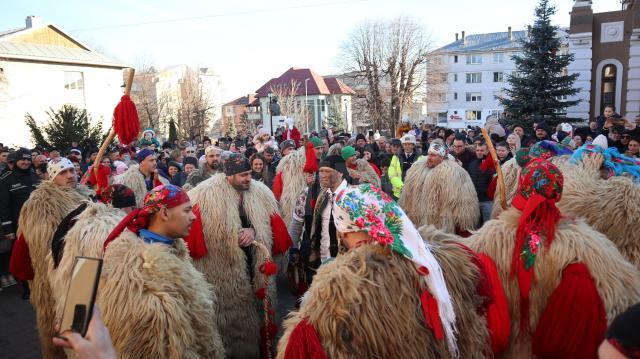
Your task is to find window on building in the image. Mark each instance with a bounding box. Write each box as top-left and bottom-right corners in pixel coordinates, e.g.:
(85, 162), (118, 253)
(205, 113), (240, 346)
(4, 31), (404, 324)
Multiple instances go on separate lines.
(64, 71), (85, 103)
(556, 94), (568, 101)
(454, 92), (458, 100)
(511, 71), (520, 78)
(466, 110), (482, 120)
(601, 64), (617, 114)
(466, 72), (482, 83)
(453, 73), (458, 82)
(466, 54), (482, 64)
(435, 93), (447, 102)
(493, 53), (504, 63)
(493, 72), (504, 82)
(466, 93), (482, 102)
(454, 55), (458, 63)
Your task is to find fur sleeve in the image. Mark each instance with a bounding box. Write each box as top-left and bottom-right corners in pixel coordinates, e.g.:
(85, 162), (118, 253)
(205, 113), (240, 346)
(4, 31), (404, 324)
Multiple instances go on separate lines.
(98, 235), (222, 359)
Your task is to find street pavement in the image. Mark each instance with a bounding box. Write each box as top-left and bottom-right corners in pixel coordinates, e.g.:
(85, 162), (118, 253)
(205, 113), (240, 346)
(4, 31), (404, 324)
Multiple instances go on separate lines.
(0, 284), (41, 358)
(0, 276), (297, 358)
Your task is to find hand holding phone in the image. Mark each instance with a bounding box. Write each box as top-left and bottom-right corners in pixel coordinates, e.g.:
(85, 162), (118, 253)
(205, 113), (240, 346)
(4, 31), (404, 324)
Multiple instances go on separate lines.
(58, 257), (102, 337)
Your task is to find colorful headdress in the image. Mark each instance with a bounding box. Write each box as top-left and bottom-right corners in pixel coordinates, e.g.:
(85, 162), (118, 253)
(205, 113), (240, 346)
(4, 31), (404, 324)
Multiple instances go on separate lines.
(571, 144), (640, 182)
(428, 143), (449, 158)
(333, 184), (458, 356)
(511, 159), (563, 333)
(103, 184), (190, 251)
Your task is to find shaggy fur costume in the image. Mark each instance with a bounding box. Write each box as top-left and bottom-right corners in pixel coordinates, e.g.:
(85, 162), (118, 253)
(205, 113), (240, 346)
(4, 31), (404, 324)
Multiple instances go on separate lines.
(278, 242), (491, 358)
(188, 174), (278, 358)
(98, 231), (224, 358)
(467, 208), (640, 357)
(349, 158), (381, 188)
(47, 202), (125, 323)
(276, 148), (307, 229)
(17, 182), (93, 358)
(113, 164), (169, 207)
(557, 157), (640, 269)
(399, 159), (479, 233)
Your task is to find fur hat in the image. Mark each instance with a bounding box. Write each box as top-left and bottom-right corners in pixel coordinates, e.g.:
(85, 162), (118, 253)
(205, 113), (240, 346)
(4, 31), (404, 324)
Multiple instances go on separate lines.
(205, 145), (221, 156)
(401, 134), (416, 145)
(47, 157), (74, 180)
(223, 153), (251, 176)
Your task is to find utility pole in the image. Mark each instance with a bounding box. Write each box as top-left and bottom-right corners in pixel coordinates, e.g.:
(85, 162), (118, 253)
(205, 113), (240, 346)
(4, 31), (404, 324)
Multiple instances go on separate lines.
(304, 78), (310, 134)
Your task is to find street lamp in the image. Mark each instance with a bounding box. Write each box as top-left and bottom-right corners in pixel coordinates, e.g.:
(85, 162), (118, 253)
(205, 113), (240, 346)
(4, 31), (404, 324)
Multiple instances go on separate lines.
(304, 78), (310, 134)
(267, 90), (273, 136)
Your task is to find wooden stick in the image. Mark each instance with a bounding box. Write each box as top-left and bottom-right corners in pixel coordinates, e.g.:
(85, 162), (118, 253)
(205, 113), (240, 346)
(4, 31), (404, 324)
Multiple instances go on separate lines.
(252, 240), (274, 359)
(481, 128), (507, 210)
(93, 68), (136, 175)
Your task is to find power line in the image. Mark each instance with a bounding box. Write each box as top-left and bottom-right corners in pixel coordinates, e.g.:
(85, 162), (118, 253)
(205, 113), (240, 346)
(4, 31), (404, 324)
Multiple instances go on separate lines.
(68, 0), (368, 32)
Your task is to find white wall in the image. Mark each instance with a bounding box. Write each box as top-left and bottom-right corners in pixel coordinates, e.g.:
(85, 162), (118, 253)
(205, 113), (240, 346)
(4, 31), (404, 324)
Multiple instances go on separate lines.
(442, 51), (518, 122)
(0, 60), (123, 147)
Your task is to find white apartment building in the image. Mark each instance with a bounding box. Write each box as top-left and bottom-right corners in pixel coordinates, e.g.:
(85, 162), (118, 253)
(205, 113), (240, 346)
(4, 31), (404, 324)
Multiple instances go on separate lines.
(429, 28), (568, 128)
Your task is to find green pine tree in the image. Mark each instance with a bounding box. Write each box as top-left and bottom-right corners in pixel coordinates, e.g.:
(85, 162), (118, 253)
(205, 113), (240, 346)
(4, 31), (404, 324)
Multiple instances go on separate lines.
(25, 105), (104, 151)
(501, 0), (580, 131)
(168, 118), (178, 143)
(226, 119), (237, 139)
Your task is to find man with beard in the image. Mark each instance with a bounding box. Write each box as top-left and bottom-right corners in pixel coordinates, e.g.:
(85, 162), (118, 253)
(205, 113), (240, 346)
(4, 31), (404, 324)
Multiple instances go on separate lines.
(99, 185), (224, 358)
(399, 142), (479, 235)
(10, 157), (93, 358)
(114, 148), (169, 206)
(185, 153), (291, 357)
(184, 145), (222, 190)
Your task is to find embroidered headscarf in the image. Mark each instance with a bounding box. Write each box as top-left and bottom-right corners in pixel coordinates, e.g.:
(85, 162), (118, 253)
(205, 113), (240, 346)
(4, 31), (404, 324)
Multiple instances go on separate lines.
(571, 144), (640, 182)
(332, 183), (458, 356)
(103, 184), (190, 251)
(511, 159), (563, 333)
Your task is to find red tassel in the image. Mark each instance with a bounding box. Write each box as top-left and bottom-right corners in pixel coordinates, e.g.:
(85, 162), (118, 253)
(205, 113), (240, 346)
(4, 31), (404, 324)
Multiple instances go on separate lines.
(477, 253), (511, 355)
(303, 142), (318, 173)
(113, 95), (140, 145)
(255, 288), (266, 299)
(270, 213), (292, 256)
(532, 263), (606, 359)
(487, 176), (497, 200)
(309, 199), (316, 210)
(260, 261), (278, 276)
(260, 323), (279, 359)
(420, 289), (444, 340)
(283, 319), (328, 359)
(9, 234), (34, 281)
(272, 172), (283, 201)
(183, 204), (208, 259)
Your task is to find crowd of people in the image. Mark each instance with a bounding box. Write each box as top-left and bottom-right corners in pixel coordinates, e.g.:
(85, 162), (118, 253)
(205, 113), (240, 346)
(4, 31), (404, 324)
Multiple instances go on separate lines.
(0, 106), (639, 358)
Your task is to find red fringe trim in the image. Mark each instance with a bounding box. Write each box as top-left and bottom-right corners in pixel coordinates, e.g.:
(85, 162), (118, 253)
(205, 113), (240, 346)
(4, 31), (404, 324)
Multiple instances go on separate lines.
(283, 319), (328, 359)
(478, 253), (511, 355)
(9, 234), (34, 281)
(270, 213), (292, 256)
(183, 204), (208, 259)
(420, 289), (444, 340)
(272, 172), (283, 201)
(532, 263), (606, 359)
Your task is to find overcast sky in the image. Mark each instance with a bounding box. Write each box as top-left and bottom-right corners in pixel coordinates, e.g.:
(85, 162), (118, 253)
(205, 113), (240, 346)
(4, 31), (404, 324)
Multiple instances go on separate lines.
(1, 0), (622, 102)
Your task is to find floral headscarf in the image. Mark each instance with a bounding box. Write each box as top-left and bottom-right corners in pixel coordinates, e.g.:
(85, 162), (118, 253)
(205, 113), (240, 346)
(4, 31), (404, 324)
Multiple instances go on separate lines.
(103, 185), (190, 251)
(571, 144), (640, 182)
(333, 184), (458, 356)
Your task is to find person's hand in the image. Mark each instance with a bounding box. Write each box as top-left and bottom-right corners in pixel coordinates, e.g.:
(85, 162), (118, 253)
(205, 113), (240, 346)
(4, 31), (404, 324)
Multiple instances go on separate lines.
(4, 233), (15, 241)
(53, 306), (116, 359)
(238, 228), (255, 247)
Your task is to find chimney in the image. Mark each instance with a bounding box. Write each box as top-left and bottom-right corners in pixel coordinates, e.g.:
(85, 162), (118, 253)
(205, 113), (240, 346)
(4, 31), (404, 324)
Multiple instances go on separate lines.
(461, 31), (466, 44)
(455, 33), (459, 41)
(25, 15), (43, 28)
(508, 26), (512, 40)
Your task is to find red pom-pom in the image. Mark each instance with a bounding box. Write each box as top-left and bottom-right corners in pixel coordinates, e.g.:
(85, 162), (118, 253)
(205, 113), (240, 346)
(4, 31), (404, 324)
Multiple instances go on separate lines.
(260, 261), (278, 276)
(303, 142), (319, 173)
(113, 95), (140, 145)
(255, 288), (266, 299)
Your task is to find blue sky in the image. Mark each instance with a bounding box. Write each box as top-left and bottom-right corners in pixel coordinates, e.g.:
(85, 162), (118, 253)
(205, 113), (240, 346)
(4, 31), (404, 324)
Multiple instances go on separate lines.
(2, 0), (621, 102)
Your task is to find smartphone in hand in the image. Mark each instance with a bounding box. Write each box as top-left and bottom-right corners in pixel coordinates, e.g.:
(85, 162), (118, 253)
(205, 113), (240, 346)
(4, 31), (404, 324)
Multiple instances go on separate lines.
(58, 257), (102, 337)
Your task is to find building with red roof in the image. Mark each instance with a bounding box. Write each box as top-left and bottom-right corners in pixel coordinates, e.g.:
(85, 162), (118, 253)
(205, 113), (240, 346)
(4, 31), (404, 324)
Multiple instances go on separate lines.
(254, 67), (355, 133)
